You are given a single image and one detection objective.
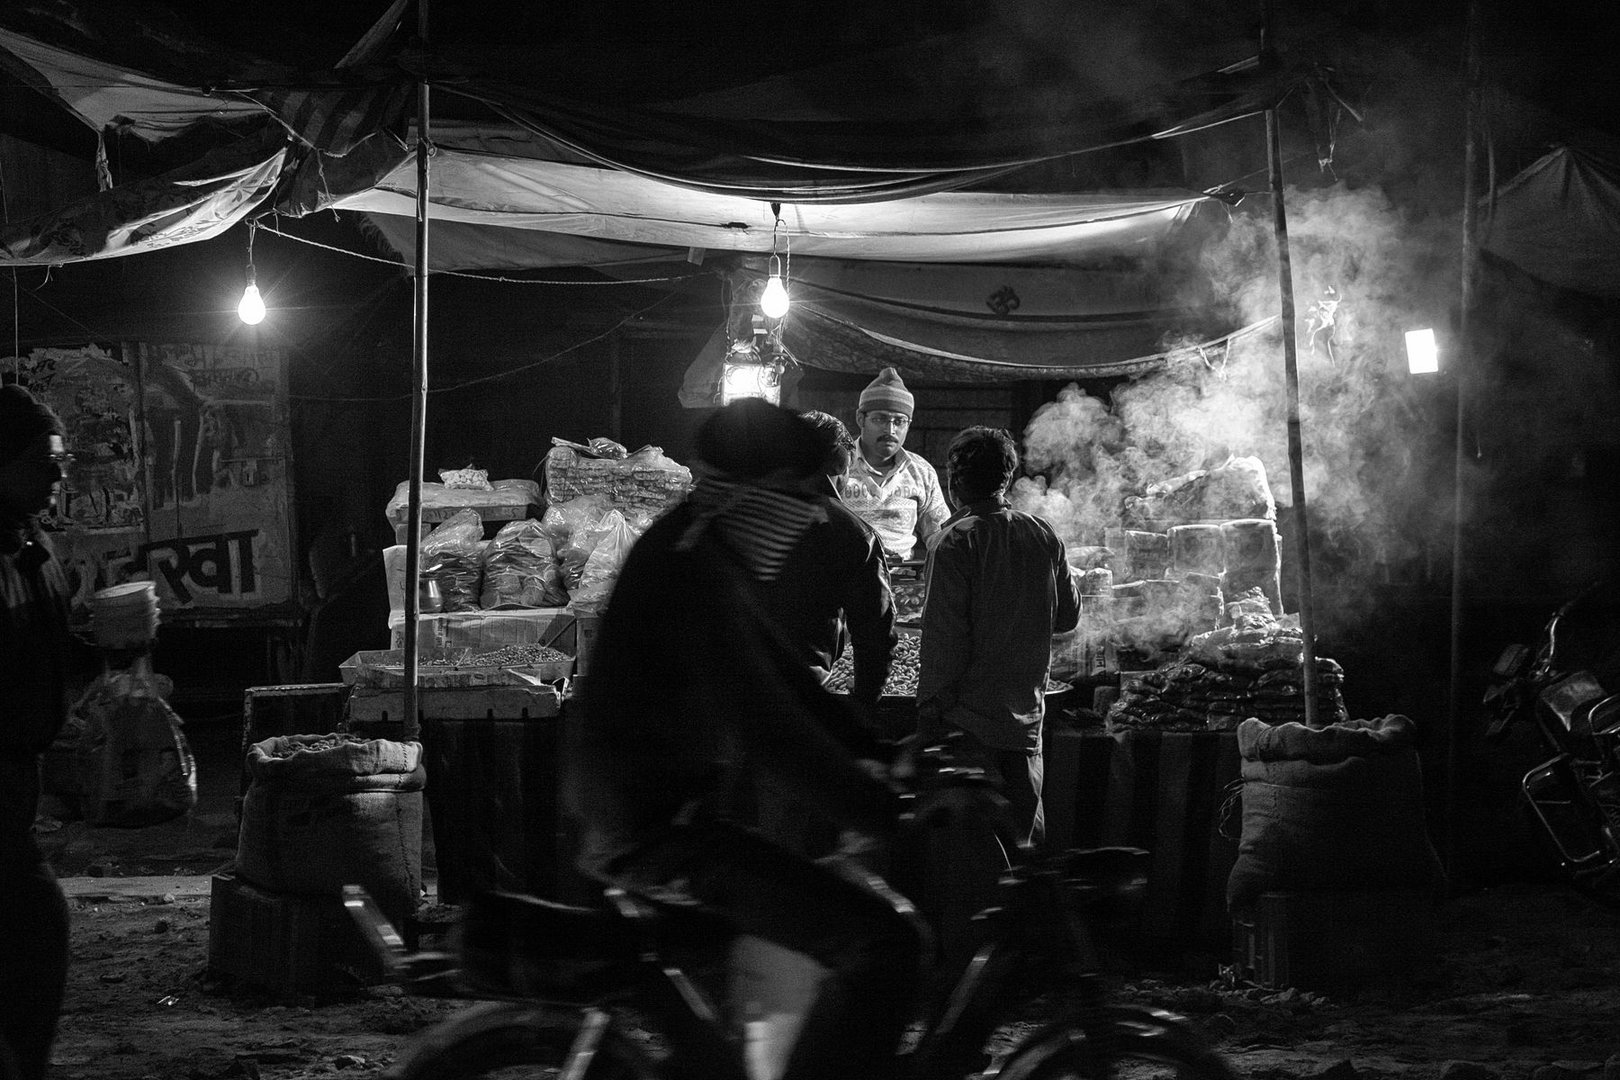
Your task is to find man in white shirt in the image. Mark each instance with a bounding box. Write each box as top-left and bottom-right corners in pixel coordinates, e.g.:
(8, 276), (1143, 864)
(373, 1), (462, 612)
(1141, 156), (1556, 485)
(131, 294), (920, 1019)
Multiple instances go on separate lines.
(840, 367), (949, 562)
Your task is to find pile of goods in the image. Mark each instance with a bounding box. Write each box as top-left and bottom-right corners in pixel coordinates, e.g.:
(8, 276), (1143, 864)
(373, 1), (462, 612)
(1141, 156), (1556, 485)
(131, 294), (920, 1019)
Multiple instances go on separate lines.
(826, 636), (1067, 701)
(1047, 457), (1286, 680)
(1106, 610), (1348, 732)
(257, 731), (371, 757)
(827, 634), (922, 697)
(422, 644), (572, 668)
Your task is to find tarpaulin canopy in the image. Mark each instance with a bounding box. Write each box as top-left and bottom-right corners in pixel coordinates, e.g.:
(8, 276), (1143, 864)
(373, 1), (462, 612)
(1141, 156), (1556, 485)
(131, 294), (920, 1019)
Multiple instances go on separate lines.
(0, 0), (1303, 377)
(1481, 145), (1620, 299)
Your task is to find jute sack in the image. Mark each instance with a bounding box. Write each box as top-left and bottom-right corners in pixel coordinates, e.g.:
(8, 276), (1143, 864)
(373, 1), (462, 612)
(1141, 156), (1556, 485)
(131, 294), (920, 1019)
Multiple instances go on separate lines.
(236, 734), (425, 927)
(1226, 714), (1446, 913)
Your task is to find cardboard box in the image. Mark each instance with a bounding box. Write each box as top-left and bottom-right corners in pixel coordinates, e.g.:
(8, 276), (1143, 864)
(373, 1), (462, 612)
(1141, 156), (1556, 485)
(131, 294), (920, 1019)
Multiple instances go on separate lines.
(206, 872), (387, 996)
(348, 683), (564, 724)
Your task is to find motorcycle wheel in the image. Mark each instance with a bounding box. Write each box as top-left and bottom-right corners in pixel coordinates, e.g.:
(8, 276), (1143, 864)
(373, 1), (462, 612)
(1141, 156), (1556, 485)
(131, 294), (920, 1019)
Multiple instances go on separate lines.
(996, 1006), (1239, 1080)
(386, 1002), (660, 1080)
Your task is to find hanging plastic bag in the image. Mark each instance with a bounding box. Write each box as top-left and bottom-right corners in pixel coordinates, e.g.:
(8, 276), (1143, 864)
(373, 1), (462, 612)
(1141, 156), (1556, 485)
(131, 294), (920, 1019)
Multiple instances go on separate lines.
(70, 669), (198, 828)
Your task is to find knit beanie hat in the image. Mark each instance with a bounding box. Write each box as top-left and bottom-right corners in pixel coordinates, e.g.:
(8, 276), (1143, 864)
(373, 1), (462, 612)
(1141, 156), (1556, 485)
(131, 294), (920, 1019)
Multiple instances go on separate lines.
(0, 384), (66, 466)
(858, 367), (914, 418)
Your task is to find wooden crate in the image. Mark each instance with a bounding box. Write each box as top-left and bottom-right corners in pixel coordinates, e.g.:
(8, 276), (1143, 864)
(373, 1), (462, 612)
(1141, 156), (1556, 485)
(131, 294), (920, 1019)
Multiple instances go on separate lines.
(206, 872), (387, 996)
(421, 704), (594, 906)
(240, 683), (349, 798)
(1230, 889), (1439, 996)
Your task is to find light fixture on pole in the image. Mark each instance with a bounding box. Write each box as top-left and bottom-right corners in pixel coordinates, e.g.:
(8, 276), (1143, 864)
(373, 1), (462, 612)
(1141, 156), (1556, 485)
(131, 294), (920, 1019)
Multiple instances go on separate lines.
(759, 202), (790, 319)
(238, 220), (266, 325)
(1404, 327), (1439, 374)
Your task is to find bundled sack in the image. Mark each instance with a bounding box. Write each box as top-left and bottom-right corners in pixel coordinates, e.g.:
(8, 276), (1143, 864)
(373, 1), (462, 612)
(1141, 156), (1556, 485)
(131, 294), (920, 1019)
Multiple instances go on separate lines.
(236, 733), (425, 929)
(1226, 714), (1446, 912)
(421, 508), (485, 612)
(480, 519), (566, 608)
(542, 438), (692, 516)
(71, 669), (198, 828)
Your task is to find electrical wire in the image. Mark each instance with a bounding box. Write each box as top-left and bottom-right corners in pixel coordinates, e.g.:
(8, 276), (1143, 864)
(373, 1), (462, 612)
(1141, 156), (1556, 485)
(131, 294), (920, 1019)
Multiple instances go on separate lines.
(256, 220), (709, 285)
(286, 289), (684, 403)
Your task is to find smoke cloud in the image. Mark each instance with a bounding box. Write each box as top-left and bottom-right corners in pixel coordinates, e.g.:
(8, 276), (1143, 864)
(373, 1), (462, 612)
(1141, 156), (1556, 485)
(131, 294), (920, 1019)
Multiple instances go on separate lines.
(1011, 182), (1459, 642)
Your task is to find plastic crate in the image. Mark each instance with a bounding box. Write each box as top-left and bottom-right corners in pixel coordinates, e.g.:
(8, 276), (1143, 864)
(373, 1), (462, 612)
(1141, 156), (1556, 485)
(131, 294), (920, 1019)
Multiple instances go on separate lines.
(340, 648), (573, 689)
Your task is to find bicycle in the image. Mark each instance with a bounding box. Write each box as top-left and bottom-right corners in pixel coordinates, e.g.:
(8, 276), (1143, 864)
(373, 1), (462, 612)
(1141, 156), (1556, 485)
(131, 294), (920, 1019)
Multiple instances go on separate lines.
(345, 755), (1239, 1080)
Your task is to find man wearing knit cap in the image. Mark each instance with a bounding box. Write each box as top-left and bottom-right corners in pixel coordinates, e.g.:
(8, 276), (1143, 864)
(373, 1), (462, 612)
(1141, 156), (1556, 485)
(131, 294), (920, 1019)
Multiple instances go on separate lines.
(842, 366), (949, 562)
(0, 382), (74, 1080)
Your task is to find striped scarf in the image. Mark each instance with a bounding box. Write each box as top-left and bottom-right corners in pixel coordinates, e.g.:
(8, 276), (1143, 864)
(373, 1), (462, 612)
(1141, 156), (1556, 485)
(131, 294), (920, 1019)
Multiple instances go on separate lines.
(677, 475), (828, 582)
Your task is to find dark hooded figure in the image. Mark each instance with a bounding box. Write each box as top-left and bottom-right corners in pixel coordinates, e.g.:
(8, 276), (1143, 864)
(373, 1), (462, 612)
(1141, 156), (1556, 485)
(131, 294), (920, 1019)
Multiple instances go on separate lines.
(568, 397), (924, 1080)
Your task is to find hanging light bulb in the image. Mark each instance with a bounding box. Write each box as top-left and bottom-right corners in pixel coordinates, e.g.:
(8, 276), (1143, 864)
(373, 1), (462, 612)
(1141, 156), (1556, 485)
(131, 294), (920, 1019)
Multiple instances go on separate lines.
(237, 220), (266, 325)
(760, 253), (789, 319)
(238, 270), (266, 325)
(758, 202), (790, 319)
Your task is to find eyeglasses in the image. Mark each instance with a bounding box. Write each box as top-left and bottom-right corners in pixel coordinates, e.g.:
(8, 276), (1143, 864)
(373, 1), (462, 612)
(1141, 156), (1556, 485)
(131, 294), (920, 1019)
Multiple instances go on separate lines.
(24, 452), (75, 468)
(866, 412), (910, 428)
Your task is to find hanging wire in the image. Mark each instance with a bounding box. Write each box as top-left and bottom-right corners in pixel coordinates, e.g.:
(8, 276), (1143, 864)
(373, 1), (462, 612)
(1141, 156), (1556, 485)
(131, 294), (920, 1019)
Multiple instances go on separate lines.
(255, 221), (708, 285)
(288, 289), (685, 403)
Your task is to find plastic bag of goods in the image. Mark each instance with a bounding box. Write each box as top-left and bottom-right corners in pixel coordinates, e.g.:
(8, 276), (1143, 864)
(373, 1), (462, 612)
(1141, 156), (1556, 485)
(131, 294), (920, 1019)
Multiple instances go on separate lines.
(480, 519), (566, 608)
(70, 669), (197, 828)
(438, 465), (492, 490)
(570, 509), (643, 613)
(541, 493), (615, 592)
(421, 508), (485, 612)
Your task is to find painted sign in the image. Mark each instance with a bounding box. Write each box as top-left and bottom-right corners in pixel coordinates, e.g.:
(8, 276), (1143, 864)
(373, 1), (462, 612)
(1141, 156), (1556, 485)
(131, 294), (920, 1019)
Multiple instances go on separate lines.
(10, 342), (295, 617)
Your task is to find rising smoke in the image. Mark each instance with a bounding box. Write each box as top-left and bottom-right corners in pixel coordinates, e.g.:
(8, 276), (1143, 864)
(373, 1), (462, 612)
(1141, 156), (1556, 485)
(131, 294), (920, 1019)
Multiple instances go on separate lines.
(1010, 182), (1459, 641)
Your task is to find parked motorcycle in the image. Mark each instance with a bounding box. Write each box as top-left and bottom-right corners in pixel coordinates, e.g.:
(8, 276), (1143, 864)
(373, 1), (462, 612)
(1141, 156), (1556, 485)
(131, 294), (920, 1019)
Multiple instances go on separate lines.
(344, 749), (1238, 1080)
(1484, 584), (1620, 905)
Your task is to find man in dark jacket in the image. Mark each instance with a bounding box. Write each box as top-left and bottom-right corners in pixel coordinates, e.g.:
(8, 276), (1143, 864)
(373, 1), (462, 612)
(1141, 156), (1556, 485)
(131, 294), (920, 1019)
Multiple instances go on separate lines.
(568, 399), (923, 1080)
(917, 426), (1081, 848)
(0, 383), (74, 1080)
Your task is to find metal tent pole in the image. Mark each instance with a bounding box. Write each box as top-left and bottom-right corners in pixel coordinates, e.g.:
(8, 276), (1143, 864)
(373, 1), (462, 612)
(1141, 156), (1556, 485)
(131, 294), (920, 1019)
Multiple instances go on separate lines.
(1261, 2), (1321, 726)
(401, 0), (431, 741)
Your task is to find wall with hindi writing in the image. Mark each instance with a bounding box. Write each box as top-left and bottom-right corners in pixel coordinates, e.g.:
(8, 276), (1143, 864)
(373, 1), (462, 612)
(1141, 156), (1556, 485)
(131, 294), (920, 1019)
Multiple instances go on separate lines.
(17, 342), (296, 620)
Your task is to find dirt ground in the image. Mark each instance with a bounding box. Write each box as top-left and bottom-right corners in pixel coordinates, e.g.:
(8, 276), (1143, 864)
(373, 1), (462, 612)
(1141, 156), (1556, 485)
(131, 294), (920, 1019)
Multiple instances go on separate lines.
(31, 722), (1620, 1080)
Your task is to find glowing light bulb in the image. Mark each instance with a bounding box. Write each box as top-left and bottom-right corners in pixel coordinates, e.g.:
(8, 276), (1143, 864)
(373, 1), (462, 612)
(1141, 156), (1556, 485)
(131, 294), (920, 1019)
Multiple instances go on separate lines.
(760, 274), (789, 319)
(238, 282), (266, 325)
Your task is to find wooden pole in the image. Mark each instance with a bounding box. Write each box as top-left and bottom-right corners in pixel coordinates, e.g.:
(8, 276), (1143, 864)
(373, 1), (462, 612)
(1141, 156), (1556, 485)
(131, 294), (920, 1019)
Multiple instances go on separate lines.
(1445, 0), (1484, 886)
(402, 0), (431, 740)
(1262, 3), (1321, 726)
